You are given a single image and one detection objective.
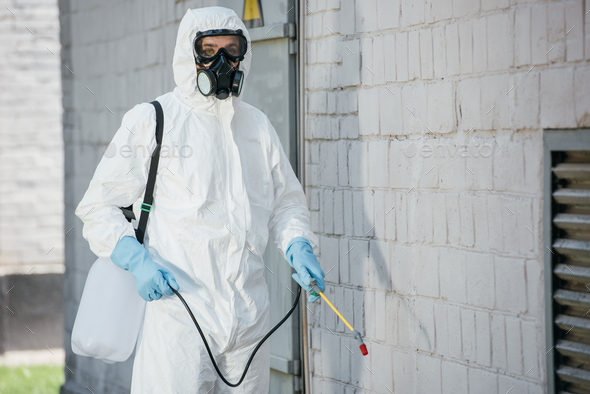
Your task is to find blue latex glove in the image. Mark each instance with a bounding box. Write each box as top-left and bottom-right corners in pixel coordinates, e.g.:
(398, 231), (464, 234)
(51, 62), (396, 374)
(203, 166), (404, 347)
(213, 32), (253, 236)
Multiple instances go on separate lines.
(110, 236), (179, 302)
(285, 237), (325, 303)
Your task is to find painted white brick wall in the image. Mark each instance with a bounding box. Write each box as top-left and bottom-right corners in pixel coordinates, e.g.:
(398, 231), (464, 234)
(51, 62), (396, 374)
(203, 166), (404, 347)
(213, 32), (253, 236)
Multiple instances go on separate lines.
(0, 0), (63, 273)
(305, 0), (590, 392)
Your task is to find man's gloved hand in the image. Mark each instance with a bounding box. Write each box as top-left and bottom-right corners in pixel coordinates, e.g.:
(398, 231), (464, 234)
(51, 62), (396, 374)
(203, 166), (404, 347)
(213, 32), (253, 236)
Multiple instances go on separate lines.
(285, 237), (325, 303)
(110, 236), (179, 301)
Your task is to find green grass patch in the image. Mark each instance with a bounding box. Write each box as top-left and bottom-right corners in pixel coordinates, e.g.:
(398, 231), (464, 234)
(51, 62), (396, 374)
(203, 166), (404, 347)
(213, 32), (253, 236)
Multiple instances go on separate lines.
(0, 365), (64, 394)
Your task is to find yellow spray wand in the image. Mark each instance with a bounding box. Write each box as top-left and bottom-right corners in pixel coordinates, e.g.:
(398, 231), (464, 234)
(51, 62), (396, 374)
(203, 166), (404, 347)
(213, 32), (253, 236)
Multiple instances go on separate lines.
(310, 279), (368, 356)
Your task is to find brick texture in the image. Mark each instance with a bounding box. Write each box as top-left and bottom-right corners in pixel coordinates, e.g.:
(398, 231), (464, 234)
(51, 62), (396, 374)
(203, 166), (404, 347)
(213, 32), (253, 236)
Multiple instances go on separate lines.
(0, 0), (64, 273)
(305, 0), (588, 392)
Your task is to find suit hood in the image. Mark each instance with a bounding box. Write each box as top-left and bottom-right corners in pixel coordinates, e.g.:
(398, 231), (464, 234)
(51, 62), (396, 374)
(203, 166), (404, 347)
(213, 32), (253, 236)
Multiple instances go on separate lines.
(172, 7), (252, 108)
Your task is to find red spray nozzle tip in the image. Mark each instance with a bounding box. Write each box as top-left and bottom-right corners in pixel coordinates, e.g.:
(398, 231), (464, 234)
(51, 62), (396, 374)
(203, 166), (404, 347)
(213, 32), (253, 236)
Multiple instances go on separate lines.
(359, 344), (368, 356)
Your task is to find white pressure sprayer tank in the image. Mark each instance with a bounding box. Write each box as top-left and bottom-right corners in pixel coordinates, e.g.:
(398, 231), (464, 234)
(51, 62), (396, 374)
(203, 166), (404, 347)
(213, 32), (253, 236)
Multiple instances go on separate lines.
(71, 257), (146, 364)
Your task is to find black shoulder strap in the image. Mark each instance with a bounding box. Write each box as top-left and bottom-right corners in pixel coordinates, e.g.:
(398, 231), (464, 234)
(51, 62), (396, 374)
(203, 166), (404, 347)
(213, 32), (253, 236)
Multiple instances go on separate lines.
(135, 100), (164, 244)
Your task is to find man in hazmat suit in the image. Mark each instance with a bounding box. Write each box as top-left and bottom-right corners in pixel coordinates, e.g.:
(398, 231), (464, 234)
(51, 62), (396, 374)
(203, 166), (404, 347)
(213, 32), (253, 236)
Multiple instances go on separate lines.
(75, 6), (325, 393)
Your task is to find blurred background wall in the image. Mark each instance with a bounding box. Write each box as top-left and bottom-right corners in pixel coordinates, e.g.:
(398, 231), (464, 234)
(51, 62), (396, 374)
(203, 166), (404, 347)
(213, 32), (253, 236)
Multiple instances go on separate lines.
(0, 0), (64, 365)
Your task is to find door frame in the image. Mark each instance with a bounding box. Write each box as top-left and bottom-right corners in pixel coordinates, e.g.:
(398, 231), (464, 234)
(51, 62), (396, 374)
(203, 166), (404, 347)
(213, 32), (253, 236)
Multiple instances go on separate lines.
(296, 0), (310, 392)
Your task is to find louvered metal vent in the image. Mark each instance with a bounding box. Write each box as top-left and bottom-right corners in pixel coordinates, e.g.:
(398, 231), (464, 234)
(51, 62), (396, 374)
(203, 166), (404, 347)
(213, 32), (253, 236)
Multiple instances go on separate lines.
(552, 151), (590, 393)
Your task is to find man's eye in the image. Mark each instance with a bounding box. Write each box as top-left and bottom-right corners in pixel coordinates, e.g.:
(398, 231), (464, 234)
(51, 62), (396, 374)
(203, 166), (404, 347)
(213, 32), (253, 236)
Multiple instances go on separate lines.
(204, 49), (215, 56)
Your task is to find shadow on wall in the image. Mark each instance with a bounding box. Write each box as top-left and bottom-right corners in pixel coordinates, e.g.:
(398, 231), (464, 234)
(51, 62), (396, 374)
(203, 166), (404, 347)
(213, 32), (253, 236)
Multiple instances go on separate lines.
(312, 140), (434, 390)
(352, 190), (429, 389)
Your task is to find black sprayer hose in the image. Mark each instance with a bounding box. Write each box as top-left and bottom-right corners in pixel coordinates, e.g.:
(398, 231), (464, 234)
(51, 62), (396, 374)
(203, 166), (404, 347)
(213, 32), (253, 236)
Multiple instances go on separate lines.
(169, 285), (302, 388)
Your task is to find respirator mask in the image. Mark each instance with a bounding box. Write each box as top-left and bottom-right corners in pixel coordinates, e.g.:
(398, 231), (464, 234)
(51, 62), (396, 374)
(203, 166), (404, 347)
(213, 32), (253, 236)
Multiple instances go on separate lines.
(193, 29), (248, 100)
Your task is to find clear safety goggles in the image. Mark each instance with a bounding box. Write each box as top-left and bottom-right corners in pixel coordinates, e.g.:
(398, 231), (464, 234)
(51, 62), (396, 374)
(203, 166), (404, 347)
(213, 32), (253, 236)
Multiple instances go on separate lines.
(193, 29), (248, 65)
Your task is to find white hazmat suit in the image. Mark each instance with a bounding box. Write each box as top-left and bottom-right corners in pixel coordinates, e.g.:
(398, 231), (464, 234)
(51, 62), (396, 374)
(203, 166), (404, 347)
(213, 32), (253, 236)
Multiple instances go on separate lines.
(75, 7), (318, 393)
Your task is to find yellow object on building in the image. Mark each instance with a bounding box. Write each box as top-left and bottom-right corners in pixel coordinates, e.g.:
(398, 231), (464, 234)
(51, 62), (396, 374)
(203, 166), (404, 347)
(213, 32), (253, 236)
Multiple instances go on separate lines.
(243, 0), (264, 28)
